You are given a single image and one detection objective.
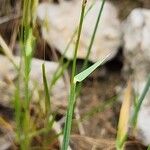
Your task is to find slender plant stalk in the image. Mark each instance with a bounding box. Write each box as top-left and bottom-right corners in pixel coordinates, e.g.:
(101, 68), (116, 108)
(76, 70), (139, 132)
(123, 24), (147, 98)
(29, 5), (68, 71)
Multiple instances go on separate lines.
(131, 73), (150, 127)
(50, 1), (95, 90)
(13, 0), (38, 149)
(42, 63), (51, 115)
(76, 0), (106, 96)
(82, 0), (106, 70)
(62, 1), (87, 150)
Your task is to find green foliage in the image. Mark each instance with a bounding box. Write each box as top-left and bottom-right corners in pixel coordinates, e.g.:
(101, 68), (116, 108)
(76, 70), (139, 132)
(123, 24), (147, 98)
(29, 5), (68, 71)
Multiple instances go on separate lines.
(74, 54), (110, 83)
(13, 0), (38, 149)
(2, 0), (150, 149)
(62, 1), (87, 149)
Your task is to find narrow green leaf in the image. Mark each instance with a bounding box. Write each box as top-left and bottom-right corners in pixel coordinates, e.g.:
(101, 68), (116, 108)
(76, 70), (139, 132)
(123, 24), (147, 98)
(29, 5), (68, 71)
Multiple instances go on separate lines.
(82, 0), (106, 70)
(131, 73), (150, 127)
(49, 1), (96, 89)
(74, 54), (111, 83)
(42, 63), (51, 114)
(62, 1), (87, 149)
(76, 0), (106, 97)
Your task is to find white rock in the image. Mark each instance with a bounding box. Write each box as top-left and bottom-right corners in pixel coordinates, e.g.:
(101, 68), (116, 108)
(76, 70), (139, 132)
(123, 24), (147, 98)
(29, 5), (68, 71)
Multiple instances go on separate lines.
(137, 107), (150, 145)
(0, 55), (68, 110)
(37, 0), (122, 62)
(123, 8), (150, 145)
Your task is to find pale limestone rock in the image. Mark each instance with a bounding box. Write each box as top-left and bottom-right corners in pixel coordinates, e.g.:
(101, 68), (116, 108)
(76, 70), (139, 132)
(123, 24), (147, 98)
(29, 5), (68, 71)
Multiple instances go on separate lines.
(0, 55), (68, 110)
(37, 0), (122, 62)
(123, 8), (150, 145)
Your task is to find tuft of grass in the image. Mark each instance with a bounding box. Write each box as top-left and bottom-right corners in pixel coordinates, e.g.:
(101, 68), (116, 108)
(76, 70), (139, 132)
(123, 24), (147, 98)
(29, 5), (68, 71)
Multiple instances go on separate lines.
(13, 0), (38, 149)
(62, 1), (107, 149)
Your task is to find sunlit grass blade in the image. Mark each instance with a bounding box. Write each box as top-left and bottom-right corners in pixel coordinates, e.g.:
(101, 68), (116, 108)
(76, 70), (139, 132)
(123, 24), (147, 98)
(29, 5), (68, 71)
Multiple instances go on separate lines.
(0, 35), (18, 69)
(31, 0), (39, 27)
(148, 145), (150, 150)
(116, 80), (132, 150)
(131, 73), (150, 128)
(0, 117), (13, 131)
(74, 54), (111, 83)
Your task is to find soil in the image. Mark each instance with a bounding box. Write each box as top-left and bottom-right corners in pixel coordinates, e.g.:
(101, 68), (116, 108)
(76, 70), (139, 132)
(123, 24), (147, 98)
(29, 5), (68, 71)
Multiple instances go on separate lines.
(110, 0), (150, 20)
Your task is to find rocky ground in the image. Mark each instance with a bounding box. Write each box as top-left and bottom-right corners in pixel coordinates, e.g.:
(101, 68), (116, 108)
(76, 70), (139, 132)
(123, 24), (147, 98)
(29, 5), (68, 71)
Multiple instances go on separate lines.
(0, 0), (150, 149)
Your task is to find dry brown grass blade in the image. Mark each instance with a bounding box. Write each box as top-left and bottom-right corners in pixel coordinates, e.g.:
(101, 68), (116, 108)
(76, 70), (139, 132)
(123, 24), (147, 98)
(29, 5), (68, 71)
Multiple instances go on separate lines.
(117, 80), (132, 148)
(71, 134), (115, 146)
(0, 117), (13, 132)
(0, 35), (17, 67)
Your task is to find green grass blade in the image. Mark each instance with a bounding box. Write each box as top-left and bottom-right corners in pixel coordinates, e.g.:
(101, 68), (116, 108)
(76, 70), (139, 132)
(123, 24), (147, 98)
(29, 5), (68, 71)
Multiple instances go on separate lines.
(42, 63), (51, 114)
(131, 73), (150, 127)
(76, 0), (106, 96)
(49, 1), (96, 91)
(62, 83), (76, 150)
(82, 0), (106, 70)
(50, 61), (70, 88)
(74, 54), (110, 83)
(77, 0), (105, 97)
(147, 145), (150, 150)
(70, 0), (87, 84)
(58, 0), (95, 66)
(62, 1), (87, 150)
(13, 84), (21, 143)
